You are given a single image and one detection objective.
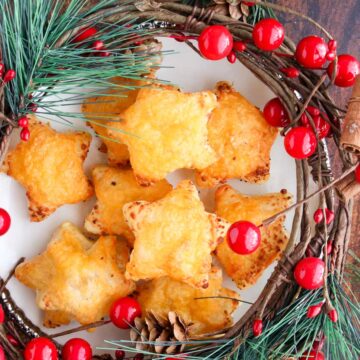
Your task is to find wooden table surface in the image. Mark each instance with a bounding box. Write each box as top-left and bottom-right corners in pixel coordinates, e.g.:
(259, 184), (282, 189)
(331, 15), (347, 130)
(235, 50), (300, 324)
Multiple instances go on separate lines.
(277, 0), (360, 258)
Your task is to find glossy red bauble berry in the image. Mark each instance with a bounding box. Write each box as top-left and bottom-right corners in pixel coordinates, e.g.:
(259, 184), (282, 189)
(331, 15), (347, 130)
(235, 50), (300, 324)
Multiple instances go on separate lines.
(0, 346), (5, 360)
(284, 127), (317, 159)
(92, 40), (105, 51)
(300, 106), (330, 139)
(281, 67), (300, 78)
(198, 25), (233, 60)
(20, 127), (30, 142)
(73, 27), (97, 43)
(300, 350), (325, 360)
(0, 208), (11, 236)
(3, 69), (16, 83)
(115, 350), (125, 360)
(294, 257), (325, 290)
(0, 305), (4, 324)
(253, 19), (285, 51)
(62, 338), (92, 360)
(24, 337), (58, 360)
(295, 36), (328, 69)
(328, 308), (338, 322)
(328, 39), (337, 52)
(355, 164), (360, 183)
(18, 116), (29, 128)
(325, 208), (334, 225)
(307, 303), (323, 318)
(313, 209), (324, 224)
(227, 221), (261, 255)
(253, 319), (263, 337)
(326, 241), (333, 255)
(233, 41), (246, 52)
(227, 51), (236, 64)
(326, 51), (336, 61)
(327, 54), (360, 87)
(263, 97), (289, 127)
(110, 297), (142, 329)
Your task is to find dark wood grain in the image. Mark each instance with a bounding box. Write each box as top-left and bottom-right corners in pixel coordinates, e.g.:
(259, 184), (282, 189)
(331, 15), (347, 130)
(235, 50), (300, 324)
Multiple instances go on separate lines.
(277, 0), (360, 261)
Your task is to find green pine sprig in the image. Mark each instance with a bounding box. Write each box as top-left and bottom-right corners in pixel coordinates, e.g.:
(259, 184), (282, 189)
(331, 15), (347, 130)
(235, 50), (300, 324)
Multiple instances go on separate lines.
(0, 0), (161, 125)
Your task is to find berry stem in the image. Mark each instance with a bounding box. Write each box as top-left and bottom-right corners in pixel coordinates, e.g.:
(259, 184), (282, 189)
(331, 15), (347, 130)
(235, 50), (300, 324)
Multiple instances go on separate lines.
(49, 319), (111, 338)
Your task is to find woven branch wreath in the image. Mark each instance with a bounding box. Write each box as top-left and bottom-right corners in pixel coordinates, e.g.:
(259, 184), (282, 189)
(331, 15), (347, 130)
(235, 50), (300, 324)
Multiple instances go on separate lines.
(0, 0), (359, 359)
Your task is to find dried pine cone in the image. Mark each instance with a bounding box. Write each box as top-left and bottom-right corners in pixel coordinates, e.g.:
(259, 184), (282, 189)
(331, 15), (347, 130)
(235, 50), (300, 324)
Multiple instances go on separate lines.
(130, 311), (189, 355)
(212, 0), (250, 21)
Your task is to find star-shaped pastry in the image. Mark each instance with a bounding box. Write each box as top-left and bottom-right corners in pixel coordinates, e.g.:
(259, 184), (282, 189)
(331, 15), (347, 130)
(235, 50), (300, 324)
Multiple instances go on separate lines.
(84, 166), (172, 242)
(2, 118), (93, 221)
(214, 184), (292, 289)
(15, 222), (135, 327)
(124, 180), (229, 288)
(135, 267), (239, 335)
(196, 82), (278, 188)
(82, 77), (145, 166)
(108, 87), (218, 185)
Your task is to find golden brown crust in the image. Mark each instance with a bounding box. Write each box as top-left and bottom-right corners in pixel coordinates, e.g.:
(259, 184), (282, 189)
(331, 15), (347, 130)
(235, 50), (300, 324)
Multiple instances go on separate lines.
(15, 222), (135, 326)
(196, 82), (278, 188)
(108, 87), (218, 185)
(135, 267), (239, 336)
(84, 166), (172, 242)
(124, 180), (230, 289)
(214, 184), (292, 289)
(3, 119), (93, 222)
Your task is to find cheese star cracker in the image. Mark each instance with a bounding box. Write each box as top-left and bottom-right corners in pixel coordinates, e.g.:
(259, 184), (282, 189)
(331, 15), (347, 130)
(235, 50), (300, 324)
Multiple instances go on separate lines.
(84, 166), (172, 241)
(214, 184), (292, 289)
(82, 77), (145, 166)
(135, 267), (239, 336)
(196, 82), (278, 188)
(124, 180), (229, 288)
(15, 222), (135, 327)
(108, 87), (218, 185)
(2, 119), (93, 221)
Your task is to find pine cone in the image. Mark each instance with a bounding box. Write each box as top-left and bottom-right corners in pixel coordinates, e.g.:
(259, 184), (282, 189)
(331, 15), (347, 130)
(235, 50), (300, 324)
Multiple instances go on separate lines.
(130, 311), (189, 355)
(212, 0), (250, 21)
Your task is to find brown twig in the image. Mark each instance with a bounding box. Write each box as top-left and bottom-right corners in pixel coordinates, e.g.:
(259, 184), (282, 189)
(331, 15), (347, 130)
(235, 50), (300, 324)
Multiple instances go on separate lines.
(49, 320), (111, 339)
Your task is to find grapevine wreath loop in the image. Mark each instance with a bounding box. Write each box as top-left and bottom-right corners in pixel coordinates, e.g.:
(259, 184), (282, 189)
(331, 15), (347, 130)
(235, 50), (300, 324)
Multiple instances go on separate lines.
(0, 0), (359, 359)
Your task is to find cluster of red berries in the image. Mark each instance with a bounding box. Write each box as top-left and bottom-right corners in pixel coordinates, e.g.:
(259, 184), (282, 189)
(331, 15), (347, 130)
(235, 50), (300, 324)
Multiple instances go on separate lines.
(0, 64), (16, 85)
(17, 115), (30, 141)
(72, 27), (110, 57)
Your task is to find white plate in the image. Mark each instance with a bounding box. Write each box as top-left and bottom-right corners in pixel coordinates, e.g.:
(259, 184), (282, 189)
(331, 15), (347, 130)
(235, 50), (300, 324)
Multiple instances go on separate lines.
(0, 38), (306, 355)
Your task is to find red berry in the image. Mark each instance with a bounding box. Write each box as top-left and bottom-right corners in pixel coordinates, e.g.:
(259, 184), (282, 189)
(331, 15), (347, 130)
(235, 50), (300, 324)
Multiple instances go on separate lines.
(109, 297), (142, 329)
(328, 308), (338, 322)
(0, 208), (11, 236)
(24, 337), (58, 360)
(327, 54), (360, 87)
(233, 41), (246, 52)
(99, 51), (111, 57)
(73, 27), (97, 43)
(306, 106), (320, 117)
(198, 25), (233, 60)
(284, 127), (317, 159)
(62, 338), (92, 360)
(227, 221), (261, 255)
(300, 107), (330, 139)
(92, 40), (104, 51)
(326, 51), (336, 61)
(18, 116), (29, 128)
(0, 63), (4, 76)
(227, 51), (236, 64)
(3, 69), (16, 83)
(294, 257), (325, 290)
(242, 1), (255, 5)
(0, 305), (4, 324)
(328, 39), (337, 52)
(312, 336), (325, 351)
(0, 346), (4, 360)
(20, 127), (30, 142)
(134, 354), (144, 360)
(295, 36), (328, 69)
(313, 209), (324, 224)
(355, 164), (360, 183)
(115, 350), (125, 360)
(300, 350), (325, 360)
(6, 334), (19, 347)
(28, 103), (38, 112)
(325, 208), (334, 225)
(252, 319), (263, 337)
(307, 303), (323, 318)
(253, 19), (285, 51)
(326, 241), (333, 255)
(263, 97), (289, 127)
(281, 67), (300, 78)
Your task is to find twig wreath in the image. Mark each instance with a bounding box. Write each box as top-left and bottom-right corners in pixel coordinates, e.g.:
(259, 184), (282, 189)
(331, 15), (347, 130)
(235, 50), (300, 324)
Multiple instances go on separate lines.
(0, 0), (359, 359)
